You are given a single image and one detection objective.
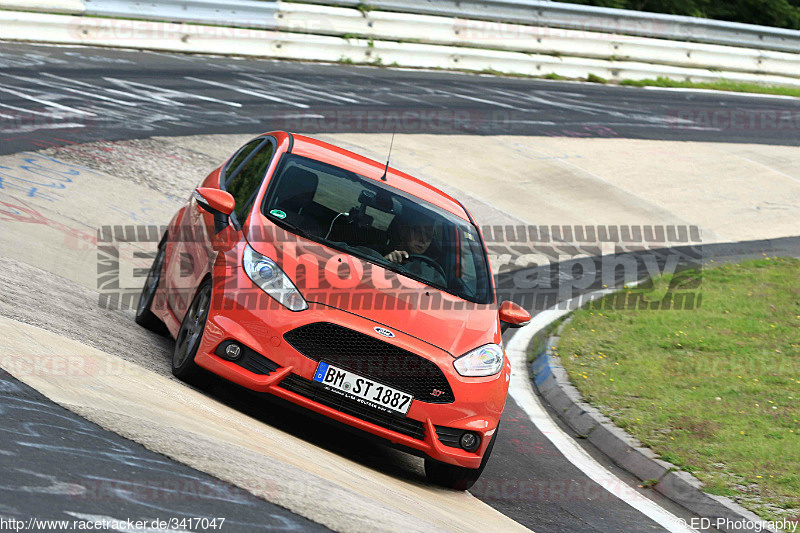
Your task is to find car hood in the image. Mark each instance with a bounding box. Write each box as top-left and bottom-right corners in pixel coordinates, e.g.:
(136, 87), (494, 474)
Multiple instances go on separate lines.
(248, 232), (499, 357)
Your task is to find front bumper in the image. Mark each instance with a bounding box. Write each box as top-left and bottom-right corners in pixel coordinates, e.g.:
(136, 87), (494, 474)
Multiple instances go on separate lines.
(192, 274), (509, 469)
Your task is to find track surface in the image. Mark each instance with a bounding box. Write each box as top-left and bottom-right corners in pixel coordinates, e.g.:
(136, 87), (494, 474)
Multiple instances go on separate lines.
(2, 42), (797, 532)
(2, 42), (800, 158)
(0, 368), (328, 532)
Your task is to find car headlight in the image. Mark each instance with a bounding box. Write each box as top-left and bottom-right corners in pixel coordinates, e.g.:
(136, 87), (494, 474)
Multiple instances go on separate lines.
(242, 244), (308, 312)
(454, 344), (505, 377)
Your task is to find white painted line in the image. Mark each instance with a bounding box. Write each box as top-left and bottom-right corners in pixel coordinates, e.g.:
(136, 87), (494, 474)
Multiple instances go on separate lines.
(20, 73), (140, 107)
(185, 77), (309, 109)
(0, 85), (95, 116)
(37, 72), (155, 105)
(248, 74), (363, 104)
(488, 87), (602, 116)
(434, 88), (522, 110)
(65, 512), (190, 532)
(729, 154), (800, 186)
(104, 77), (243, 108)
(506, 291), (698, 533)
(0, 122), (86, 134)
(0, 102), (69, 116)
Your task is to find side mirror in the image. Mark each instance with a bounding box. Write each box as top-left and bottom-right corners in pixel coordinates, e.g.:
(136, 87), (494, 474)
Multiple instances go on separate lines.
(194, 188), (235, 234)
(499, 301), (532, 333)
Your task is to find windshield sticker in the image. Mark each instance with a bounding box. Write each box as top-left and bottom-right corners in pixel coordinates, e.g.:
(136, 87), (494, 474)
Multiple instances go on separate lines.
(270, 209), (287, 220)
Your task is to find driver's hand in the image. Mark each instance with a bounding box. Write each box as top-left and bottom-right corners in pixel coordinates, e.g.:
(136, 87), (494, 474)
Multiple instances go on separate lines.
(384, 250), (409, 263)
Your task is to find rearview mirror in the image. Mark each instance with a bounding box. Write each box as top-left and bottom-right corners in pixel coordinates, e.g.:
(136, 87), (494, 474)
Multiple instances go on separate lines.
(194, 188), (235, 234)
(499, 301), (532, 333)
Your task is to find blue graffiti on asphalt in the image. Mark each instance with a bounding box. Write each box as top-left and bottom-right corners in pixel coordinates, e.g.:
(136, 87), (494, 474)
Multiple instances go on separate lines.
(0, 154), (101, 202)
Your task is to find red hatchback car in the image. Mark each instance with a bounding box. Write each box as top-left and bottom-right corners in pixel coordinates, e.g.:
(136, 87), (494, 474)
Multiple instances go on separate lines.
(135, 131), (531, 489)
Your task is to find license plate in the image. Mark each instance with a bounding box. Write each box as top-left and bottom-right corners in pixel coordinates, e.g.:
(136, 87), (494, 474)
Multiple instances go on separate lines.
(312, 361), (413, 415)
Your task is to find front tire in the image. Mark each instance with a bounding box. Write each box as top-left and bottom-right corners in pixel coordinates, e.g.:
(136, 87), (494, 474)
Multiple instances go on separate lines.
(135, 239), (168, 335)
(172, 279), (212, 386)
(425, 424), (499, 491)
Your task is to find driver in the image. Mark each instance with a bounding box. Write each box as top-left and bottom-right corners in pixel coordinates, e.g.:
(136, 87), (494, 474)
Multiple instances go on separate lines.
(383, 210), (446, 286)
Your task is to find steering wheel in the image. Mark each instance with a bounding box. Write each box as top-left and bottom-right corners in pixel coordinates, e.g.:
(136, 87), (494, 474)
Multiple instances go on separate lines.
(405, 254), (447, 280)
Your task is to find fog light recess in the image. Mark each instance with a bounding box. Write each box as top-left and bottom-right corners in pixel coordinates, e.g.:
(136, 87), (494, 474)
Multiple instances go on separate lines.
(221, 341), (243, 361)
(460, 432), (481, 452)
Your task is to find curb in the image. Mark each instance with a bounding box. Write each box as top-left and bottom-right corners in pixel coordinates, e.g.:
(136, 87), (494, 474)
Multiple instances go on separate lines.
(528, 325), (780, 533)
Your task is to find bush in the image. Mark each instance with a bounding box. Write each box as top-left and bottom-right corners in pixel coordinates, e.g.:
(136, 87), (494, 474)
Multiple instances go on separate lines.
(561, 0), (800, 30)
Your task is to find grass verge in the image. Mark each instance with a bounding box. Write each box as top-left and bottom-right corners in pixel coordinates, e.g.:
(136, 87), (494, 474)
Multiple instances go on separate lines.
(620, 77), (800, 97)
(557, 257), (800, 523)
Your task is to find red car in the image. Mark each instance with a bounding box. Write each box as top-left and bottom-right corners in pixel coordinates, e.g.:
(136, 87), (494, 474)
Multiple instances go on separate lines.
(135, 131), (531, 489)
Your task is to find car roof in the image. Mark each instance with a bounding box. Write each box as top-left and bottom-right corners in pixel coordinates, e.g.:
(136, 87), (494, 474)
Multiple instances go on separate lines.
(284, 132), (471, 222)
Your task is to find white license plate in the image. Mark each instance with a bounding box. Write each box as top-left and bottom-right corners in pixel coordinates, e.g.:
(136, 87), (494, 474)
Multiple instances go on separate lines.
(312, 361), (413, 415)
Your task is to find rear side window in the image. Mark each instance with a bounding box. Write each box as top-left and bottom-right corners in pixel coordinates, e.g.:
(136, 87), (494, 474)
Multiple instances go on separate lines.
(225, 139), (275, 225)
(223, 139), (262, 184)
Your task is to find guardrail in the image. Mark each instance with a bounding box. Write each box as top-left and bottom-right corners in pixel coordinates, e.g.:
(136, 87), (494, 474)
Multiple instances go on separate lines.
(1, 0), (800, 88)
(291, 0), (800, 54)
(82, 0), (279, 29)
(0, 0), (83, 14)
(272, 3), (800, 80)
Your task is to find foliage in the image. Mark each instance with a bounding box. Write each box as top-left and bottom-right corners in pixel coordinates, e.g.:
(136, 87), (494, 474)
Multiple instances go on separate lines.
(561, 0), (800, 30)
(620, 77), (800, 97)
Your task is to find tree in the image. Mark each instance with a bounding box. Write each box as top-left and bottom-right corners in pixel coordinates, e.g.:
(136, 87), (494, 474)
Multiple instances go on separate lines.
(559, 0), (800, 29)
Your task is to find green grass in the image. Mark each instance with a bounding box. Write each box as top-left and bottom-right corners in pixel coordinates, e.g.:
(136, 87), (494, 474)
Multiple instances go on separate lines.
(586, 73), (608, 84)
(526, 315), (569, 363)
(556, 257), (800, 523)
(356, 2), (375, 15)
(327, 56), (798, 99)
(620, 76), (800, 97)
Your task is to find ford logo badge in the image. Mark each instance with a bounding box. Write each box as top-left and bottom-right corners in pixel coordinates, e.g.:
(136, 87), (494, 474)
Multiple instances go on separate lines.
(374, 327), (395, 338)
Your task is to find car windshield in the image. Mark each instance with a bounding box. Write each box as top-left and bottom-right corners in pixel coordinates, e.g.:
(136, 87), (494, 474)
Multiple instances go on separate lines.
(261, 154), (493, 304)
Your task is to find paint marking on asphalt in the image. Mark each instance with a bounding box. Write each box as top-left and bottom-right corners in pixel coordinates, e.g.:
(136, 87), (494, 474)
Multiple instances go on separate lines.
(104, 78), (243, 108)
(1, 74), (139, 108)
(185, 77), (309, 109)
(0, 102), (65, 116)
(0, 85), (96, 116)
(248, 74), (363, 104)
(1, 123), (86, 134)
(506, 291), (698, 533)
(434, 88), (522, 110)
(729, 154), (800, 186)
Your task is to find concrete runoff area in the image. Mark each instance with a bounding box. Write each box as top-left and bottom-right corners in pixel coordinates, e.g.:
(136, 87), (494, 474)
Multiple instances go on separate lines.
(309, 134), (800, 244)
(43, 133), (800, 245)
(1, 133), (799, 530)
(3, 132), (794, 293)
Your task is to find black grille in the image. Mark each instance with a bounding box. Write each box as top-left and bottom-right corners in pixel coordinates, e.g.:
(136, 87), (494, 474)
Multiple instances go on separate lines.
(279, 373), (426, 440)
(283, 322), (455, 403)
(215, 341), (280, 375)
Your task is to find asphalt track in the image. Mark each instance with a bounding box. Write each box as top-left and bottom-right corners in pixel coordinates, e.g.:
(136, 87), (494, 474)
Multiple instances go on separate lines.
(2, 41), (800, 158)
(1, 41), (798, 532)
(0, 367), (328, 532)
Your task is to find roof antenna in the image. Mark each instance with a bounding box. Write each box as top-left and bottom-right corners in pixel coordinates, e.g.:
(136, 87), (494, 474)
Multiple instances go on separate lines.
(380, 129), (396, 181)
